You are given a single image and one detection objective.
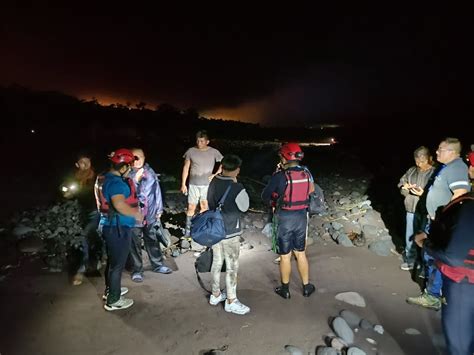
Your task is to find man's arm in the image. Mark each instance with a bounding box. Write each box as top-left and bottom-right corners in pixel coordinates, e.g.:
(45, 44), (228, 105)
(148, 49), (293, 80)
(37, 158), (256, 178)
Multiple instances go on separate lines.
(236, 189), (250, 212)
(451, 188), (468, 201)
(209, 164), (222, 181)
(181, 159), (191, 194)
(111, 194), (142, 222)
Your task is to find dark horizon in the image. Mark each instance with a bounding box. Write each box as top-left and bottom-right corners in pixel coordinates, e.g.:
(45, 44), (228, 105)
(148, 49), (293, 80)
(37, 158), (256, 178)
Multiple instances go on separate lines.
(1, 7), (468, 126)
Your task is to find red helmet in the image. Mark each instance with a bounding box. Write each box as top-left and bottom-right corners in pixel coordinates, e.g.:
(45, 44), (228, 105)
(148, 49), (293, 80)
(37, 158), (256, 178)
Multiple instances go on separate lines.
(109, 148), (137, 164)
(279, 142), (304, 161)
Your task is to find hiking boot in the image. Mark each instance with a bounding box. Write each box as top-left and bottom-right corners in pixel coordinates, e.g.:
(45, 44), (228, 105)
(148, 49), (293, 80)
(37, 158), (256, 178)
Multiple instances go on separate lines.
(400, 262), (414, 271)
(275, 286), (291, 299)
(209, 291), (227, 306)
(303, 283), (316, 297)
(104, 297), (134, 311)
(102, 287), (129, 301)
(406, 291), (441, 311)
(224, 299), (250, 315)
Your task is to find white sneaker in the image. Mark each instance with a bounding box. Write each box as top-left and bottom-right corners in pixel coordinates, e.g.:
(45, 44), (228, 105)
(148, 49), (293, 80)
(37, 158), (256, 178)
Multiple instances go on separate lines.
(209, 291), (227, 306)
(224, 299), (250, 315)
(102, 287), (129, 301)
(104, 297), (134, 311)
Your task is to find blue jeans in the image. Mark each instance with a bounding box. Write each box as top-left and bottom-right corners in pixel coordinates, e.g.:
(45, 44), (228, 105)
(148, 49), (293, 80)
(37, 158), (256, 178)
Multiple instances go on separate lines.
(103, 225), (132, 304)
(423, 251), (443, 297)
(441, 275), (474, 355)
(404, 212), (415, 264)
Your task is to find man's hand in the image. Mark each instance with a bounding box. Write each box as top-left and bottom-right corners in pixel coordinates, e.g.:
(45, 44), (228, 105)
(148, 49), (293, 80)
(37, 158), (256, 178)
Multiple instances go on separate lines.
(181, 185), (188, 195)
(409, 185), (424, 196)
(414, 232), (427, 247)
(135, 211), (144, 223)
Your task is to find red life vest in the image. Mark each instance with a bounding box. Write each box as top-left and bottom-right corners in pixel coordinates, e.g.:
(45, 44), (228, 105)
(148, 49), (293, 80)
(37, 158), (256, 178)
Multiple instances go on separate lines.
(280, 169), (311, 210)
(94, 174), (139, 214)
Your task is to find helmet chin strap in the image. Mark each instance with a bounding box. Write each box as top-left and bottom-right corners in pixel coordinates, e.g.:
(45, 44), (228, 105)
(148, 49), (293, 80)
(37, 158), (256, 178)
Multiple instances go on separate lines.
(119, 164), (131, 177)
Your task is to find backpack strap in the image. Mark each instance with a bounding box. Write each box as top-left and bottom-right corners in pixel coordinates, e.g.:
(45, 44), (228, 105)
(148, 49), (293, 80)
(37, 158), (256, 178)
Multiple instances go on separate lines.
(195, 248), (212, 294)
(217, 184), (232, 210)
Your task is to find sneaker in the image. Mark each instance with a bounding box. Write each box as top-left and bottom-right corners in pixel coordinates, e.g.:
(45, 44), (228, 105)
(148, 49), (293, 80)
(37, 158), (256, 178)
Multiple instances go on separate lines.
(102, 287), (129, 301)
(224, 299), (250, 315)
(131, 273), (144, 282)
(406, 291), (441, 311)
(400, 262), (414, 271)
(303, 283), (316, 297)
(72, 273), (83, 286)
(104, 297), (134, 311)
(209, 291), (227, 306)
(180, 238), (191, 249)
(275, 286), (291, 299)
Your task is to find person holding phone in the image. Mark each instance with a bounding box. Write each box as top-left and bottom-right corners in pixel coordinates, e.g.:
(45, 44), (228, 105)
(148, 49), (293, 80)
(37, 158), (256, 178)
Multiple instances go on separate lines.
(398, 146), (435, 271)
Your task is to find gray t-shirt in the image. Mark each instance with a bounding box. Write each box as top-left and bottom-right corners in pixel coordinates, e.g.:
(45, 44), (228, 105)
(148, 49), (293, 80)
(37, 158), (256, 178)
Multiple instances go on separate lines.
(183, 147), (223, 186)
(426, 158), (471, 218)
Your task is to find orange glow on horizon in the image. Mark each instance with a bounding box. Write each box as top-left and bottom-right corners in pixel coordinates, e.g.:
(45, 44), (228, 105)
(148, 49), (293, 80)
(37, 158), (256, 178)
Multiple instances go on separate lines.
(77, 93), (158, 109)
(201, 102), (266, 125)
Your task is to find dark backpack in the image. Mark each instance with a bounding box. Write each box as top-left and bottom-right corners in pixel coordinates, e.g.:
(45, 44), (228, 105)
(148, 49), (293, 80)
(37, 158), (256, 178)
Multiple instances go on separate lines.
(309, 182), (327, 216)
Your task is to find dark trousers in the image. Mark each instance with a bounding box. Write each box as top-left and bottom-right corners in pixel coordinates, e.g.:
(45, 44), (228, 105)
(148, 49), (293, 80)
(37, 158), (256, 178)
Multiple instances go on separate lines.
(77, 211), (101, 273)
(103, 225), (132, 304)
(441, 275), (474, 355)
(129, 222), (163, 274)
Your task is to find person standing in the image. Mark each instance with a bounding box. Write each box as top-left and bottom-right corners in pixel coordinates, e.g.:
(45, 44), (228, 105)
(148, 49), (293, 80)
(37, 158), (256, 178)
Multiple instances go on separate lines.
(181, 130), (223, 250)
(414, 192), (474, 355)
(100, 149), (143, 311)
(62, 152), (101, 286)
(207, 154), (250, 315)
(397, 146), (435, 271)
(407, 138), (470, 310)
(262, 143), (316, 299)
(128, 148), (172, 283)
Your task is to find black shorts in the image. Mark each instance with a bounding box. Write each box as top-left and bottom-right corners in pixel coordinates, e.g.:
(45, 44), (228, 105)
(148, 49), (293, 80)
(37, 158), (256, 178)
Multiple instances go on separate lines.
(276, 210), (308, 255)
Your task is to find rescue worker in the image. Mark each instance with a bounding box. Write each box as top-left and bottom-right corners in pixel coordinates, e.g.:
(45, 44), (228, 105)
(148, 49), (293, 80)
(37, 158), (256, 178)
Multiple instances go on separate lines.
(100, 149), (143, 311)
(261, 143), (316, 299)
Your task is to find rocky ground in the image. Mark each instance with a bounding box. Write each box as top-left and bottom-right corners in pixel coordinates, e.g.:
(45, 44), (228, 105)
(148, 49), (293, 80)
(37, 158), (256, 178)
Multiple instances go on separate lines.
(0, 141), (445, 354)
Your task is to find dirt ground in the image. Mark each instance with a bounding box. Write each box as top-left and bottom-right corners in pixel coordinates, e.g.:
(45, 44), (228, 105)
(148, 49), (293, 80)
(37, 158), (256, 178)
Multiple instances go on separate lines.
(0, 229), (445, 355)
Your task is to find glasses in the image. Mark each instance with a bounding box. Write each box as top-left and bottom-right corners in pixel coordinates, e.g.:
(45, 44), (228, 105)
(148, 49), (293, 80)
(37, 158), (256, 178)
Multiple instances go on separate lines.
(437, 147), (453, 153)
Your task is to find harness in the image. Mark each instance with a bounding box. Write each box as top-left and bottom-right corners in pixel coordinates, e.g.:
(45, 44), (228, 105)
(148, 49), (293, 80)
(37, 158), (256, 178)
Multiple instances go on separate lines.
(94, 174), (139, 216)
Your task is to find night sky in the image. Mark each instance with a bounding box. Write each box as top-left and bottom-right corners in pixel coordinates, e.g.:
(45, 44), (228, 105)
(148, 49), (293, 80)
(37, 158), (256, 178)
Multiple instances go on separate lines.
(0, 6), (467, 126)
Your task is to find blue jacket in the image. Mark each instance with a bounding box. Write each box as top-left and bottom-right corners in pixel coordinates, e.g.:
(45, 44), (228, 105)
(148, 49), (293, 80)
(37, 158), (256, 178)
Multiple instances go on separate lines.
(129, 163), (163, 226)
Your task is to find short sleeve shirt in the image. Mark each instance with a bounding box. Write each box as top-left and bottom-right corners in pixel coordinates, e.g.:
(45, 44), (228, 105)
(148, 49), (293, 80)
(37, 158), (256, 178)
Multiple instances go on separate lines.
(183, 147), (223, 186)
(102, 173), (136, 227)
(426, 158), (471, 218)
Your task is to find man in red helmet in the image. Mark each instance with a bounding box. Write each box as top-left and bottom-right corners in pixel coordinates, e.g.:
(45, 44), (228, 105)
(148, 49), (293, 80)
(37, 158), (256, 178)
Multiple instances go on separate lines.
(101, 148), (143, 311)
(262, 143), (316, 299)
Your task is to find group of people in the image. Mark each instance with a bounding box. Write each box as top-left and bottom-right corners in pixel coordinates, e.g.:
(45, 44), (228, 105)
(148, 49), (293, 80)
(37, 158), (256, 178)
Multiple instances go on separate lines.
(64, 130), (318, 316)
(398, 137), (473, 354)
